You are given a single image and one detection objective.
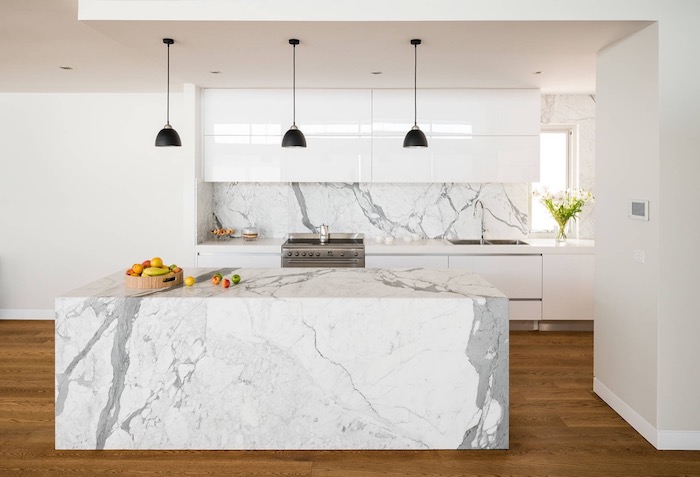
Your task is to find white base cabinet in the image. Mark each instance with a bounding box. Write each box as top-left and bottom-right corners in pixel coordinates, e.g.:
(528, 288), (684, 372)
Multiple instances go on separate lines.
(448, 254), (543, 321)
(542, 254), (594, 320)
(197, 252), (281, 268)
(365, 255), (449, 268)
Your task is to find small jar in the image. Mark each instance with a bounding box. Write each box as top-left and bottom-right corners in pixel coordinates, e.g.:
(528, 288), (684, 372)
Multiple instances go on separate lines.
(241, 226), (259, 241)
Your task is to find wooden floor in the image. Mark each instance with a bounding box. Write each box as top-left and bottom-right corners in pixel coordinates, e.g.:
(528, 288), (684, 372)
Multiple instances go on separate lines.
(1, 321), (699, 477)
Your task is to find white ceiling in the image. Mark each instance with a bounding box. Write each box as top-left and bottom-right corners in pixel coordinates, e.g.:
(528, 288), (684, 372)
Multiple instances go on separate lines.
(0, 0), (650, 93)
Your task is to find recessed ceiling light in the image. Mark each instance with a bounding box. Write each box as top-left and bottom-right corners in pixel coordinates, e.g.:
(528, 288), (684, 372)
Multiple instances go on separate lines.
(59, 66), (73, 70)
(371, 71), (383, 75)
(210, 71), (221, 74)
(533, 71), (543, 75)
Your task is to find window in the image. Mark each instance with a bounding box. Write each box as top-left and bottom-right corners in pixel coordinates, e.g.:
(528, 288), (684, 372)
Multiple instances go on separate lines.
(530, 127), (574, 233)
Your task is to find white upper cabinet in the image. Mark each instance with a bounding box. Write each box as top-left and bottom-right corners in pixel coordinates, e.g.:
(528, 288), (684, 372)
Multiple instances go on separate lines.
(203, 89), (372, 182)
(370, 89), (540, 183)
(202, 88), (539, 183)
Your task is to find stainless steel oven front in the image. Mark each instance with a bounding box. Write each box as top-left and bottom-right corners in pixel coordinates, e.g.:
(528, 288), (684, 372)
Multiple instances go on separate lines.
(281, 233), (365, 268)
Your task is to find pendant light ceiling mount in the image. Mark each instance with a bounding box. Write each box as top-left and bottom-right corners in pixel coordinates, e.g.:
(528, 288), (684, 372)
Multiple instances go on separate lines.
(155, 37), (182, 147)
(403, 38), (428, 149)
(282, 38), (307, 148)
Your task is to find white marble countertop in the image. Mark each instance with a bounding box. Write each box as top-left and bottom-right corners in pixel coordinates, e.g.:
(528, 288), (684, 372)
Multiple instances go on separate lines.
(197, 237), (594, 255)
(62, 267), (506, 300)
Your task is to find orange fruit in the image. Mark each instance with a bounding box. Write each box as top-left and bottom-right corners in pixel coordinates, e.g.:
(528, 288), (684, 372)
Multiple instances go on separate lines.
(131, 263), (144, 275)
(151, 257), (163, 268)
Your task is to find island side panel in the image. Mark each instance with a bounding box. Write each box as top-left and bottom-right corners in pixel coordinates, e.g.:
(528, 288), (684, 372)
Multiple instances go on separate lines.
(55, 294), (508, 450)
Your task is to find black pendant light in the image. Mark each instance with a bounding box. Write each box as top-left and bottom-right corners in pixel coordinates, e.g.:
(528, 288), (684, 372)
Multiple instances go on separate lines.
(282, 39), (307, 148)
(403, 39), (428, 148)
(155, 38), (182, 147)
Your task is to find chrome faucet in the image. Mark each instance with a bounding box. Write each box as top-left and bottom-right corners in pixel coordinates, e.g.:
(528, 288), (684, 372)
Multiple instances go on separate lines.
(319, 223), (329, 243)
(473, 200), (485, 245)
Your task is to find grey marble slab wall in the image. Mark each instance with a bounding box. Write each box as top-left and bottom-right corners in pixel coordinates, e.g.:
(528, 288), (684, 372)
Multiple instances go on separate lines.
(211, 182), (529, 240)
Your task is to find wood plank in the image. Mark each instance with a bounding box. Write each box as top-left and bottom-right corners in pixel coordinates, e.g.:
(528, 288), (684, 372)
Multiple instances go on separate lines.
(1, 321), (699, 477)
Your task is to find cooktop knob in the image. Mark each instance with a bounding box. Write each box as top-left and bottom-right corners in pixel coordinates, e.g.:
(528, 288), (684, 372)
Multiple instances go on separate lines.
(287, 251), (292, 256)
(340, 251), (345, 256)
(354, 251), (358, 256)
(295, 251), (299, 256)
(316, 251), (320, 256)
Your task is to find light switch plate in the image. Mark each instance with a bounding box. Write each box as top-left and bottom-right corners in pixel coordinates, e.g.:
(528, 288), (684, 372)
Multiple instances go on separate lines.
(633, 249), (646, 264)
(629, 200), (649, 221)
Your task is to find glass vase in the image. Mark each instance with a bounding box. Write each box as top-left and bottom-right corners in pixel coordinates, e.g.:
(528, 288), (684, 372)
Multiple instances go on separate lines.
(556, 221), (569, 244)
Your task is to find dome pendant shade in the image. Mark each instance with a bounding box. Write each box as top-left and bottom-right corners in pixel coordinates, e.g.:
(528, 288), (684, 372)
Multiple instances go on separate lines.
(403, 125), (428, 148)
(156, 124), (182, 147)
(155, 38), (181, 147)
(282, 38), (306, 148)
(282, 124), (307, 148)
(404, 38), (428, 149)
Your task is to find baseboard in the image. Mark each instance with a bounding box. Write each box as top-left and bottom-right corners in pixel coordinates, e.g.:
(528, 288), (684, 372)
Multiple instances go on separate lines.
(0, 309), (54, 320)
(593, 378), (658, 447)
(657, 431), (700, 451)
(594, 378), (700, 450)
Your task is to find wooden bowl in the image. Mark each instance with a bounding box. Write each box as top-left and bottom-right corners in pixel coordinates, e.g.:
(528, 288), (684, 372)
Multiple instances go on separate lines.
(125, 270), (183, 289)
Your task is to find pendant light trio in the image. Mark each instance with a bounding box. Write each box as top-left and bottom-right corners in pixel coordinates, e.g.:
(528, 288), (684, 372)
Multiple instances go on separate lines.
(155, 38), (427, 149)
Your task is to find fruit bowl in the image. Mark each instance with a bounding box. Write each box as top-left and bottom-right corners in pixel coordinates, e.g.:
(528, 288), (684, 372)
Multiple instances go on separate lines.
(126, 269), (183, 289)
(211, 227), (235, 239)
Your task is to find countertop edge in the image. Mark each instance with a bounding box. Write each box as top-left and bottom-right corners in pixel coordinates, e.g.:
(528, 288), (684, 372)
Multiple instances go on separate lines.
(197, 238), (594, 255)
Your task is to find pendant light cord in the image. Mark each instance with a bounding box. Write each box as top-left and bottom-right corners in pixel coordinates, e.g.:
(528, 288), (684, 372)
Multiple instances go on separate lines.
(413, 42), (417, 127)
(166, 42), (171, 126)
(292, 42), (296, 127)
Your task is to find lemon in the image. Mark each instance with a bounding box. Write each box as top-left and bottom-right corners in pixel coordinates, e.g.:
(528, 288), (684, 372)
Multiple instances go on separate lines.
(184, 276), (195, 286)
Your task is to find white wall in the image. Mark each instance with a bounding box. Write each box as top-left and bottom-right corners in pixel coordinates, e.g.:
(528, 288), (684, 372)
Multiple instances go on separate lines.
(0, 93), (192, 316)
(595, 24), (659, 430)
(656, 7), (700, 438)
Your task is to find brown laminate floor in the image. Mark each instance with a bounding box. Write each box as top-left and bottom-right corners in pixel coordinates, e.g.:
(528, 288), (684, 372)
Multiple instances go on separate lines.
(1, 320), (698, 476)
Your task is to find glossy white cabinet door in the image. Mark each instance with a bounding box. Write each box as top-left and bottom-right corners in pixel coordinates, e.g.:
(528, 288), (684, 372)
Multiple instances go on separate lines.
(365, 254), (449, 268)
(371, 89), (540, 137)
(542, 254), (594, 320)
(203, 89), (288, 136)
(509, 300), (543, 321)
(371, 89), (540, 183)
(203, 89), (372, 182)
(431, 136), (540, 183)
(197, 252), (281, 268)
(448, 254), (543, 299)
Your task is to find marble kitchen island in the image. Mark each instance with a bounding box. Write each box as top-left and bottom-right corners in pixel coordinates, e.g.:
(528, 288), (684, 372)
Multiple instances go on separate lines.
(55, 268), (509, 450)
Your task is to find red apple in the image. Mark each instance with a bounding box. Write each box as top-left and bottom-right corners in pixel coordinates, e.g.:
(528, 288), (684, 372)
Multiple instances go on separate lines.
(221, 278), (231, 288)
(142, 260), (151, 268)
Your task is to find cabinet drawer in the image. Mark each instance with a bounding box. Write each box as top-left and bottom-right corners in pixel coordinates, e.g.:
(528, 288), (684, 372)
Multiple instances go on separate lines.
(197, 252), (280, 268)
(509, 300), (542, 321)
(365, 255), (449, 268)
(448, 255), (542, 298)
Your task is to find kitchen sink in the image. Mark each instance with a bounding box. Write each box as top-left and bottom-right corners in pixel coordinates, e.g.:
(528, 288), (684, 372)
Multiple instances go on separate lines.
(484, 239), (529, 245)
(448, 239), (485, 245)
(448, 239), (529, 246)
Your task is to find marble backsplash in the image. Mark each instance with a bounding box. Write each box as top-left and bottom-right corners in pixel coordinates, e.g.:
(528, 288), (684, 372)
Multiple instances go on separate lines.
(209, 182), (529, 240)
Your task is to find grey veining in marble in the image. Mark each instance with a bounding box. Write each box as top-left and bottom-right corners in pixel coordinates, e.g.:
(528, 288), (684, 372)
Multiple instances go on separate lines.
(56, 268), (509, 450)
(211, 182), (528, 240)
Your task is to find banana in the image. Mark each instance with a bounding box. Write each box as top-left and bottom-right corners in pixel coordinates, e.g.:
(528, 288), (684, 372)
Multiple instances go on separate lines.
(143, 267), (171, 277)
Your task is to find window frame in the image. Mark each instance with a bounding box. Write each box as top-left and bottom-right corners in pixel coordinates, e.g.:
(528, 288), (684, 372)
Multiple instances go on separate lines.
(528, 124), (578, 238)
